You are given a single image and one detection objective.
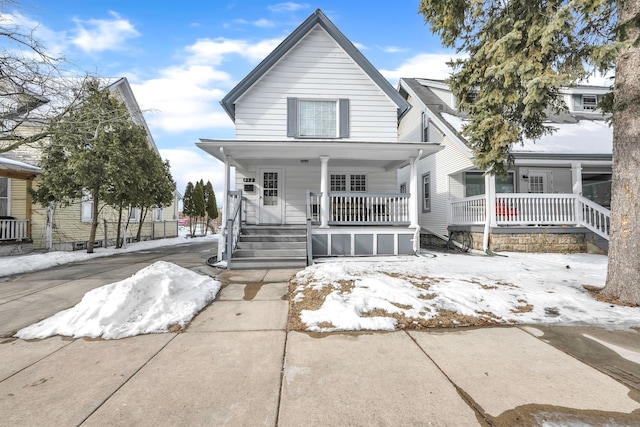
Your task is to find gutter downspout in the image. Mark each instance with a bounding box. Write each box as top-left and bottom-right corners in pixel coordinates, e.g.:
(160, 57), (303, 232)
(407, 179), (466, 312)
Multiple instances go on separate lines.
(410, 149), (424, 254)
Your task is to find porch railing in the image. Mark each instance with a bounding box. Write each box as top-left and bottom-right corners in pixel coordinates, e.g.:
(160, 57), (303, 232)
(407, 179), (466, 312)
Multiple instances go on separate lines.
(224, 190), (243, 268)
(329, 193), (410, 225)
(0, 219), (29, 241)
(449, 193), (611, 240)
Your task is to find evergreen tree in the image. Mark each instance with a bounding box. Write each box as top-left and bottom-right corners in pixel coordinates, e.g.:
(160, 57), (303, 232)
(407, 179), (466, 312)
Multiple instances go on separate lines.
(183, 182), (195, 237)
(419, 0), (640, 304)
(32, 79), (135, 253)
(204, 181), (218, 235)
(193, 180), (206, 235)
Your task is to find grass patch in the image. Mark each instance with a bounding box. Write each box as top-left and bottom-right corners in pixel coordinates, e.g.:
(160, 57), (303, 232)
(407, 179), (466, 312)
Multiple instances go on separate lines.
(583, 285), (639, 307)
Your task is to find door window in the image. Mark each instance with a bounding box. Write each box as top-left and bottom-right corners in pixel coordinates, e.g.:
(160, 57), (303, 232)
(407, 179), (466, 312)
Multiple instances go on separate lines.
(263, 172), (279, 206)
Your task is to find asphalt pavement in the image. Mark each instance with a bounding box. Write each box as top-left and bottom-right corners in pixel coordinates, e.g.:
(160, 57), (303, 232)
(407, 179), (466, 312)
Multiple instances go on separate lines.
(1, 240), (639, 426)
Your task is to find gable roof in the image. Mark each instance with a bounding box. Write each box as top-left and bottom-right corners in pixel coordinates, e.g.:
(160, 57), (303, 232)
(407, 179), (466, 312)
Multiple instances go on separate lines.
(221, 9), (410, 121)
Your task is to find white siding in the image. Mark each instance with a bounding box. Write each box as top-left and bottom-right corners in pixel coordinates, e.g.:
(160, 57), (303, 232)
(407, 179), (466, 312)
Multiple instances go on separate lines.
(430, 87), (455, 109)
(235, 25), (399, 142)
(240, 165), (399, 225)
(398, 94), (474, 237)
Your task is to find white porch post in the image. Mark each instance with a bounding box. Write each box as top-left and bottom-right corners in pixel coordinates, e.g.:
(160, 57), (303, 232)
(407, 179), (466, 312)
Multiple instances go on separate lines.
(320, 156), (329, 228)
(219, 148), (231, 260)
(408, 156), (418, 228)
(482, 174), (497, 252)
(572, 162), (583, 225)
(571, 162), (583, 195)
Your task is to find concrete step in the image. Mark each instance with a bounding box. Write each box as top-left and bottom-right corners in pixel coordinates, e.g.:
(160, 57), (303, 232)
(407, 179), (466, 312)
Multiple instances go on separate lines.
(233, 248), (307, 258)
(228, 257), (308, 270)
(242, 226), (306, 236)
(239, 235), (306, 243)
(236, 241), (307, 250)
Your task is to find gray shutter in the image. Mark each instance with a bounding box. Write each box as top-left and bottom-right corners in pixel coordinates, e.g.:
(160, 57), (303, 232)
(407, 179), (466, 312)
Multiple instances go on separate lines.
(339, 98), (349, 138)
(287, 97), (298, 137)
(573, 94), (582, 110)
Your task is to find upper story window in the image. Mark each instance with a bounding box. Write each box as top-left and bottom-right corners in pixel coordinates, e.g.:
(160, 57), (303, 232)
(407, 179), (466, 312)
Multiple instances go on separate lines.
(287, 97), (349, 138)
(0, 177), (9, 216)
(573, 94), (601, 112)
(582, 95), (597, 110)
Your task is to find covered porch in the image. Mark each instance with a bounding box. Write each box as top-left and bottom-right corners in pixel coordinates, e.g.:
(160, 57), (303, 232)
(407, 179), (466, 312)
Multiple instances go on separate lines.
(197, 139), (441, 267)
(0, 157), (40, 249)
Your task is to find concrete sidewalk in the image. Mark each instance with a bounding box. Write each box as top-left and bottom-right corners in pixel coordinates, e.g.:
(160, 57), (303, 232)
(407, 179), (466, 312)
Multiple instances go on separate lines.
(1, 268), (639, 426)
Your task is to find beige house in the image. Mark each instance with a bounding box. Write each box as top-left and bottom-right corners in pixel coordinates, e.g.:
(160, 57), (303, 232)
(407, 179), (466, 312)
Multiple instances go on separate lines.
(0, 78), (179, 255)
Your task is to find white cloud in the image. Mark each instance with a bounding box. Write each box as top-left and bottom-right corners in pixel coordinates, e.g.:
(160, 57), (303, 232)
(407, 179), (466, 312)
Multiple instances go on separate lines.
(159, 148), (226, 197)
(380, 53), (464, 85)
(3, 13), (69, 58)
(186, 37), (282, 65)
(267, 2), (311, 13)
(254, 18), (276, 28)
(132, 66), (233, 133)
(71, 11), (140, 53)
(380, 46), (409, 54)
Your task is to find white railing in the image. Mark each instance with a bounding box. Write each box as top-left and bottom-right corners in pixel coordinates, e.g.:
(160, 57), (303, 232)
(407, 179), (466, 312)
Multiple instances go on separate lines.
(450, 195), (486, 225)
(495, 194), (577, 225)
(307, 191), (321, 224)
(577, 197), (610, 240)
(449, 193), (611, 240)
(0, 219), (29, 241)
(329, 193), (410, 224)
(225, 190), (243, 268)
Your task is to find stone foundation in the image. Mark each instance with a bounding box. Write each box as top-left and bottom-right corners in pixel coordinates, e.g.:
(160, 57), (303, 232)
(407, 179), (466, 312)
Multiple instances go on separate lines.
(475, 231), (586, 253)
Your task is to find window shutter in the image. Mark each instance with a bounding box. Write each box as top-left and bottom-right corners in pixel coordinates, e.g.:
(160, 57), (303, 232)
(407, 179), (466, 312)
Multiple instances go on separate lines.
(287, 97), (298, 137)
(339, 98), (349, 138)
(573, 94), (582, 110)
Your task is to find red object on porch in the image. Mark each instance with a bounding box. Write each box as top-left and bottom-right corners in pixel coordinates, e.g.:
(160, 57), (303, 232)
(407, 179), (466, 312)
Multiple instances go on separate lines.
(496, 202), (517, 217)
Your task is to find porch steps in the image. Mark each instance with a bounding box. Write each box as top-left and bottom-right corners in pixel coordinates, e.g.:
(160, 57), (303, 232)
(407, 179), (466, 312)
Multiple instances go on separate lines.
(586, 231), (609, 254)
(229, 225), (308, 270)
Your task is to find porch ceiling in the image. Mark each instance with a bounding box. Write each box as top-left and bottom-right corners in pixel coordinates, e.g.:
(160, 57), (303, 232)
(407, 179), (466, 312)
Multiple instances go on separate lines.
(197, 139), (442, 171)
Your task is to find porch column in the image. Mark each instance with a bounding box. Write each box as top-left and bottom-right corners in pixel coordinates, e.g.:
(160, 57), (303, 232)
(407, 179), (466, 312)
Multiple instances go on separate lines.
(571, 162), (583, 195)
(408, 156), (418, 228)
(482, 174), (496, 252)
(320, 156), (329, 228)
(219, 148), (231, 260)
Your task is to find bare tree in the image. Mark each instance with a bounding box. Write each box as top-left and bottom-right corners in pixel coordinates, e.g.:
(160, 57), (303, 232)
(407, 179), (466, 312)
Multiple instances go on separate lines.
(0, 0), (85, 153)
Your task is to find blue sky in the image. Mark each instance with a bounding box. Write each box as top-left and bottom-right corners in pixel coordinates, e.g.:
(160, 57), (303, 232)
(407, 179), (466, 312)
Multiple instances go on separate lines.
(9, 1), (459, 196)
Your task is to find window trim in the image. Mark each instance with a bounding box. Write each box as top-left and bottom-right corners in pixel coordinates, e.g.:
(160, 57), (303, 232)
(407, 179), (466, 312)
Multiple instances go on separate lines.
(330, 173), (367, 193)
(422, 172), (431, 213)
(81, 191), (93, 222)
(287, 97), (349, 139)
(129, 207), (140, 223)
(399, 182), (407, 194)
(153, 207), (163, 222)
(0, 177), (10, 217)
(582, 94), (597, 111)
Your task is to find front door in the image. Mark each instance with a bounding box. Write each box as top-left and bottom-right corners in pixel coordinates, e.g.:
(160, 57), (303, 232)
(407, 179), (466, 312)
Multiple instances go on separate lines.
(259, 168), (283, 224)
(528, 171), (549, 193)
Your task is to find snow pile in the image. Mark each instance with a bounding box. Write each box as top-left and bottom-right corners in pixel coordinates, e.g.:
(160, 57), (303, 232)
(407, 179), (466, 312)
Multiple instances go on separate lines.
(291, 253), (640, 332)
(16, 261), (220, 340)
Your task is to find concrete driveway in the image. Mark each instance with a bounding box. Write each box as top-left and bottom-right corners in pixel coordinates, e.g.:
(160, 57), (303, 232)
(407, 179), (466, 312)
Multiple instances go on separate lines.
(1, 242), (639, 426)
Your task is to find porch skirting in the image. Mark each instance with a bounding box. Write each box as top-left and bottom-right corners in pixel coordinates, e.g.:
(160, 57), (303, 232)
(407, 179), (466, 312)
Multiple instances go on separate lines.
(444, 225), (606, 254)
(312, 226), (415, 257)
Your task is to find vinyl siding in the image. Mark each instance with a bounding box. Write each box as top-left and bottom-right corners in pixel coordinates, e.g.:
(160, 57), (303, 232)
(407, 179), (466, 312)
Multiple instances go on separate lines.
(235, 25), (399, 142)
(9, 179), (27, 219)
(239, 165), (399, 225)
(398, 94), (474, 237)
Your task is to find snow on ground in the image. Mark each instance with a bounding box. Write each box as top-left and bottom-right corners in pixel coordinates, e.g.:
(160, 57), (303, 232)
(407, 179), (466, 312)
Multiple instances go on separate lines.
(291, 252), (640, 332)
(0, 229), (217, 278)
(16, 261), (220, 340)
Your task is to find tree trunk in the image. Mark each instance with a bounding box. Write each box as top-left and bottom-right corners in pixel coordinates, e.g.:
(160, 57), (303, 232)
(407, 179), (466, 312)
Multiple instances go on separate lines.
(603, 0), (640, 305)
(87, 194), (99, 253)
(136, 207), (148, 242)
(116, 203), (124, 249)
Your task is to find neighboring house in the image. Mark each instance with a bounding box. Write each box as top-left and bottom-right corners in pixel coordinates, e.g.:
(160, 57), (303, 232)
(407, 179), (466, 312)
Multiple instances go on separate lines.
(0, 77), (179, 255)
(197, 10), (442, 269)
(397, 77), (612, 254)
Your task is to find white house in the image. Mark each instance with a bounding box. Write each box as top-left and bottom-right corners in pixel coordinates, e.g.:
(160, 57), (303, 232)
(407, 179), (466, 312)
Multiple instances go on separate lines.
(197, 10), (442, 269)
(397, 77), (612, 254)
